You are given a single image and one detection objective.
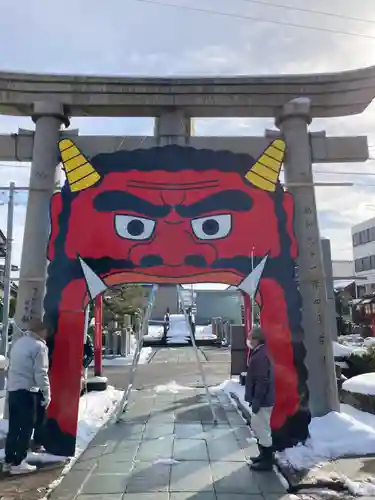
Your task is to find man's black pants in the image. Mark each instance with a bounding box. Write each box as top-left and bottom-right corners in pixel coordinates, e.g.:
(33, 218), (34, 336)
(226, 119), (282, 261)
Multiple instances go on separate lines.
(5, 390), (46, 466)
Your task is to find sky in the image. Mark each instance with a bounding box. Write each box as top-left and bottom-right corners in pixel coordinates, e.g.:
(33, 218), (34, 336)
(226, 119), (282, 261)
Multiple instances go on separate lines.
(1, 0), (375, 287)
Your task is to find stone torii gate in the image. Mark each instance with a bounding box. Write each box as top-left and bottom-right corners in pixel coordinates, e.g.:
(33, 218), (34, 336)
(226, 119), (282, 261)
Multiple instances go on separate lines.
(0, 67), (373, 419)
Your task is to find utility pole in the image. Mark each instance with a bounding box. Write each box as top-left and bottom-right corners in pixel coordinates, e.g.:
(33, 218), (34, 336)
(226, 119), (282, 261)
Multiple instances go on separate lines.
(0, 182), (15, 391)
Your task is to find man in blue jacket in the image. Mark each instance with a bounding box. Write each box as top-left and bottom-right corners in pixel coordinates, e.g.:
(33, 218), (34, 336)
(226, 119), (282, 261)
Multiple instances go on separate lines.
(245, 326), (275, 471)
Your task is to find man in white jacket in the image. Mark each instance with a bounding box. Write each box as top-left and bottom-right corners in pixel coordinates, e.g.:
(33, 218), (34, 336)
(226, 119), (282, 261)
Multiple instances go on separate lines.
(3, 318), (51, 475)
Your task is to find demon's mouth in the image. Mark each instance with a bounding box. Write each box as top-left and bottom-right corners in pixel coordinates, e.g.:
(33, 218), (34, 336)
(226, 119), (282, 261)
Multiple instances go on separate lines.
(78, 255), (268, 302)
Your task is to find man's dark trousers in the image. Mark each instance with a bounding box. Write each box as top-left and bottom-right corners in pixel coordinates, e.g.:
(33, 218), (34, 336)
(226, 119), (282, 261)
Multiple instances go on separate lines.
(33, 390), (46, 447)
(5, 390), (35, 466)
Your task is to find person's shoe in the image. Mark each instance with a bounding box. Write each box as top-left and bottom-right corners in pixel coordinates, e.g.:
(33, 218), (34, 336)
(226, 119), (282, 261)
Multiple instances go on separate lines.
(10, 461), (37, 475)
(32, 444), (46, 453)
(249, 447), (274, 472)
(249, 444), (264, 464)
(2, 462), (11, 473)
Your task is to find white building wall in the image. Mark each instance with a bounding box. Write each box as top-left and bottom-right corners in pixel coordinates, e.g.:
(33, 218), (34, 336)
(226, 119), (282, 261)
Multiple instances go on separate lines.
(351, 217), (375, 294)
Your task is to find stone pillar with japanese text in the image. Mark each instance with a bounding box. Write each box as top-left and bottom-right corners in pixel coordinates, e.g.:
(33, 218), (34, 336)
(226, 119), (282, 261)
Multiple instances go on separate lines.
(14, 101), (69, 334)
(277, 97), (339, 417)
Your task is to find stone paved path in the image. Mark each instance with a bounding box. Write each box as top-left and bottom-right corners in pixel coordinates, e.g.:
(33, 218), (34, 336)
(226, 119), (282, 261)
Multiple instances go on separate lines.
(50, 347), (287, 500)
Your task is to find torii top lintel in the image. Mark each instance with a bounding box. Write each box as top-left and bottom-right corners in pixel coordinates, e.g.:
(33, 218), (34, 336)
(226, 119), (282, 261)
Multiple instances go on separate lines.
(1, 65), (375, 118)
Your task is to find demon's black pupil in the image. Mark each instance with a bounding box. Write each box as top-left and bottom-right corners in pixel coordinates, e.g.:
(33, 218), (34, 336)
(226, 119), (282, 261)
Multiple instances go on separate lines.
(202, 219), (219, 235)
(128, 219), (145, 236)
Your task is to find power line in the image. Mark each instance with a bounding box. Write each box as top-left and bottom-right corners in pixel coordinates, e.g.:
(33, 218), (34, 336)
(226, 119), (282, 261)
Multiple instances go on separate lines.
(133, 0), (375, 41)
(2, 162), (375, 177)
(238, 0), (375, 26)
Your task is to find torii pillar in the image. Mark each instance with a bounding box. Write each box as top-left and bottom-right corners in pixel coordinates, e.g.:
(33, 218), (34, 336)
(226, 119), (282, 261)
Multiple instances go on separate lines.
(277, 98), (339, 417)
(14, 102), (69, 333)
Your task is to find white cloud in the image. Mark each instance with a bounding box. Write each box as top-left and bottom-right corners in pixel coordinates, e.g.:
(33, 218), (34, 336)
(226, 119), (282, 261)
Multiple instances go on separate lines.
(1, 0), (375, 266)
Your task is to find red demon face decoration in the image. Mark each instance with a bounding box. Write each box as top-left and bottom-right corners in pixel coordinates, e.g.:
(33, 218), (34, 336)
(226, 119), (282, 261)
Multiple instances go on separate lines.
(44, 139), (309, 458)
(48, 138), (295, 298)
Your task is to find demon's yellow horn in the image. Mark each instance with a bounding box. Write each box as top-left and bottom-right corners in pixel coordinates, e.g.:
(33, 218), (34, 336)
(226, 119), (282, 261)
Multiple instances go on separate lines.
(245, 139), (286, 193)
(59, 139), (101, 192)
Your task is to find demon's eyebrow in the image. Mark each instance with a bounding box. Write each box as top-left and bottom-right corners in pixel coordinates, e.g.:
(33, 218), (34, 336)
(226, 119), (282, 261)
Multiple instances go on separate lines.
(176, 190), (253, 218)
(93, 191), (170, 218)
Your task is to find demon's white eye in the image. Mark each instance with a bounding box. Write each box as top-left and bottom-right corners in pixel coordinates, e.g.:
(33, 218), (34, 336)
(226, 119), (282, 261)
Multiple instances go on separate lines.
(191, 214), (232, 240)
(115, 215), (156, 240)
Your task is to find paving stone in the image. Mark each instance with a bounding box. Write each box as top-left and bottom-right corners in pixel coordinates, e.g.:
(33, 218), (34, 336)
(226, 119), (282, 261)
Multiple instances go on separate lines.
(173, 438), (209, 460)
(137, 436), (174, 460)
(170, 461), (214, 492)
(170, 493), (216, 500)
(202, 424), (234, 440)
(226, 411), (247, 426)
(123, 494), (169, 500)
(211, 461), (261, 494)
(106, 445), (139, 462)
(79, 444), (108, 461)
(77, 495), (124, 500)
(174, 423), (204, 438)
(52, 470), (92, 498)
(82, 473), (129, 495)
(207, 437), (245, 462)
(70, 457), (97, 472)
(115, 423), (145, 439)
(143, 422), (175, 439)
(148, 411), (176, 422)
(125, 461), (171, 492)
(216, 495), (264, 500)
(254, 471), (287, 493)
(95, 461), (133, 474)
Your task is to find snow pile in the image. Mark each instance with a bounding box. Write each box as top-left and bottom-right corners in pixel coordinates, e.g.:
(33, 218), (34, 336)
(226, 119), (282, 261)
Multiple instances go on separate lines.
(364, 337), (375, 348)
(147, 324), (164, 338)
(0, 386), (123, 467)
(279, 405), (375, 470)
(195, 324), (216, 340)
(332, 341), (366, 358)
(214, 378), (375, 471)
(100, 347), (152, 366)
(166, 314), (190, 345)
(343, 476), (375, 497)
(212, 378), (247, 408)
(155, 381), (194, 394)
(342, 373), (375, 396)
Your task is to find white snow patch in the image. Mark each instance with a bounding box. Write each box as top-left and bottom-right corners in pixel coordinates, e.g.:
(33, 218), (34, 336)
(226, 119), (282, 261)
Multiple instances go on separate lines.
(153, 457), (180, 465)
(155, 381), (194, 394)
(90, 346), (152, 367)
(195, 324), (216, 340)
(0, 386), (123, 494)
(342, 373), (375, 396)
(343, 475), (375, 497)
(0, 355), (7, 369)
(332, 341), (366, 358)
(166, 314), (190, 344)
(146, 324), (164, 338)
(279, 404), (375, 470)
(213, 378), (375, 471)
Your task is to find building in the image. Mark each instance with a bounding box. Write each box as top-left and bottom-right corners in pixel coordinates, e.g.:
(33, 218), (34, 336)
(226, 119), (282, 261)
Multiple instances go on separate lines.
(352, 217), (375, 296)
(0, 230), (5, 258)
(0, 230), (18, 315)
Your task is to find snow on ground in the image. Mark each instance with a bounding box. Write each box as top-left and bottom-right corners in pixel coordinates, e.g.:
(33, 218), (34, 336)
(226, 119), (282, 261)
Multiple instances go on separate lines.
(166, 315), (190, 344)
(214, 378), (375, 472)
(195, 324), (216, 340)
(100, 347), (153, 366)
(332, 341), (366, 358)
(0, 386), (123, 467)
(342, 372), (375, 396)
(147, 324), (164, 338)
(155, 381), (194, 393)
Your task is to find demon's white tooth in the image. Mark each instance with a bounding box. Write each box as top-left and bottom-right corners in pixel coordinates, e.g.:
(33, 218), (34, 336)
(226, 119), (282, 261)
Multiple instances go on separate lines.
(79, 257), (107, 300)
(237, 255), (268, 298)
